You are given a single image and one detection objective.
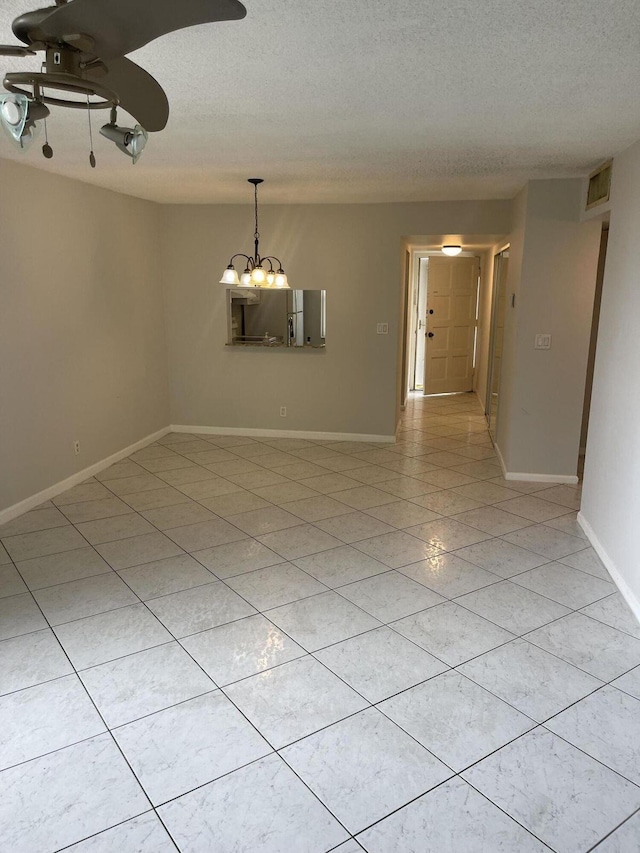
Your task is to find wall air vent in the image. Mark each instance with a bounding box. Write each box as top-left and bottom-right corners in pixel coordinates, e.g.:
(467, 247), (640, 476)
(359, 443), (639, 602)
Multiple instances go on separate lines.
(586, 160), (613, 210)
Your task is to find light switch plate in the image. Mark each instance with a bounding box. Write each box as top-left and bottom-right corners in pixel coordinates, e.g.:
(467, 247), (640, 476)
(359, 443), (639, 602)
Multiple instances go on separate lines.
(535, 333), (552, 349)
(377, 323), (389, 335)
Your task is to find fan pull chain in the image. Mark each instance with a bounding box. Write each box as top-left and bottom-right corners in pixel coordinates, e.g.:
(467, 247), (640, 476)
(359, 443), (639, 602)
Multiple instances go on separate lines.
(87, 97), (96, 168)
(36, 68), (53, 159)
(42, 116), (53, 159)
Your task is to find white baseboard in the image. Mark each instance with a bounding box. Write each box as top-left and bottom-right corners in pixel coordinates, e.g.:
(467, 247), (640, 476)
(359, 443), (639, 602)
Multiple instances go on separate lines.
(506, 472), (579, 484)
(577, 512), (640, 625)
(493, 442), (579, 484)
(171, 424), (396, 444)
(0, 426), (171, 526)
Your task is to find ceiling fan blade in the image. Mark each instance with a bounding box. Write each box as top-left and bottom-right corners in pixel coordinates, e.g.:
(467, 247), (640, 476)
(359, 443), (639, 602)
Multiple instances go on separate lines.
(0, 44), (36, 57)
(38, 0), (246, 60)
(85, 57), (169, 132)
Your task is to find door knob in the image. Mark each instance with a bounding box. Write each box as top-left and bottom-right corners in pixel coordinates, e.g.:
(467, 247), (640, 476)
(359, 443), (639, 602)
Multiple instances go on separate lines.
(428, 332), (434, 338)
(429, 309), (434, 314)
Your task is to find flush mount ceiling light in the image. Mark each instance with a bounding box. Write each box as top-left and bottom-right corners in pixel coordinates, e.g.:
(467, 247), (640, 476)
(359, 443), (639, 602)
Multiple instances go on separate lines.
(220, 179), (290, 289)
(442, 245), (463, 256)
(0, 0), (246, 166)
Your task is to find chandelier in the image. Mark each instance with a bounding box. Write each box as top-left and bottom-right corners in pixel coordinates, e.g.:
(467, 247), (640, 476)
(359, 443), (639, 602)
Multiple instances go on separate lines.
(219, 178), (290, 289)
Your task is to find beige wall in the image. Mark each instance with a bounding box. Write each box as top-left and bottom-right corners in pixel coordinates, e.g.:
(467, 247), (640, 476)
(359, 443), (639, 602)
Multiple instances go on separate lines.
(496, 180), (601, 478)
(161, 201), (511, 437)
(0, 158), (170, 512)
(581, 139), (640, 614)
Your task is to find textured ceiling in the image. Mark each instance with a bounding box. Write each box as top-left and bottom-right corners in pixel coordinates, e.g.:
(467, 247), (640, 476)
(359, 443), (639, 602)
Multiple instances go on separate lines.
(1, 0), (639, 203)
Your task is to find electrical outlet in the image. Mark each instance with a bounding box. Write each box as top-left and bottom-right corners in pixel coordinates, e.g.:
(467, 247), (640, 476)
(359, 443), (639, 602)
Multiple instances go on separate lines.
(280, 407), (287, 417)
(74, 440), (80, 455)
(535, 334), (552, 350)
(377, 323), (389, 335)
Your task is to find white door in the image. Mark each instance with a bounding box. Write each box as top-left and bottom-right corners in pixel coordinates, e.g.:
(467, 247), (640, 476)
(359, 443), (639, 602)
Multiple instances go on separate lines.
(423, 256), (479, 395)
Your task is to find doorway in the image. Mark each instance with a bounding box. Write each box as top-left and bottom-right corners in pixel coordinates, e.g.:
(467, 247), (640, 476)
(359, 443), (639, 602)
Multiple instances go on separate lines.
(486, 248), (509, 439)
(408, 253), (481, 396)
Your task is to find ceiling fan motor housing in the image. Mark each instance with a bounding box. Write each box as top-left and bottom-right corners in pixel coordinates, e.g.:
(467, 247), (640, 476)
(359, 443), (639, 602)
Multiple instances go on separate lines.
(46, 46), (81, 74)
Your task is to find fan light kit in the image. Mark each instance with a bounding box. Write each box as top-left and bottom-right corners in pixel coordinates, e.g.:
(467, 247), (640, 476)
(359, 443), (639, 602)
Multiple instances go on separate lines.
(99, 109), (148, 164)
(220, 179), (291, 289)
(0, 0), (247, 166)
(442, 245), (463, 256)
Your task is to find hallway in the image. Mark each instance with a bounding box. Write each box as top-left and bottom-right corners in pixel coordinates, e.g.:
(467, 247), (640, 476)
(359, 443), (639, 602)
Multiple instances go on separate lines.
(1, 393), (639, 852)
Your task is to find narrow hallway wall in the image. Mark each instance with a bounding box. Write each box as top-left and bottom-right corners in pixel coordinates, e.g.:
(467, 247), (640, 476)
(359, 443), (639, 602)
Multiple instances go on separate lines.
(496, 180), (601, 480)
(580, 139), (640, 615)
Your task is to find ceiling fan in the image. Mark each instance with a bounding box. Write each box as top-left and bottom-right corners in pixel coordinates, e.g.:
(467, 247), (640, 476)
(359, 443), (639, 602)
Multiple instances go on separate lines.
(0, 0), (246, 164)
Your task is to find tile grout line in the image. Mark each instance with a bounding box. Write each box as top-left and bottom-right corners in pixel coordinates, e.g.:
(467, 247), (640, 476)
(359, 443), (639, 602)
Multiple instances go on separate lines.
(583, 806), (640, 853)
(23, 466), (485, 845)
(3, 519), (638, 694)
(1, 552), (186, 853)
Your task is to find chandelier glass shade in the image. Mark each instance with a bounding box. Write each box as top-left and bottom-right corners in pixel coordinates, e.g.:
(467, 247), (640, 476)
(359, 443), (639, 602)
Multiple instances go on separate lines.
(219, 178), (290, 289)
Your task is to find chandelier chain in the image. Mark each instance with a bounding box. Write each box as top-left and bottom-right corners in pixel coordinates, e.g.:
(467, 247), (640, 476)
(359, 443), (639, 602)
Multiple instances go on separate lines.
(254, 181), (260, 253)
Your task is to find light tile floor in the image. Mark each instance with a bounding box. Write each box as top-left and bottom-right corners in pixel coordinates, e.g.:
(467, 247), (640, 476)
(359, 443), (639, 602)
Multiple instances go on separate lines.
(1, 392), (640, 852)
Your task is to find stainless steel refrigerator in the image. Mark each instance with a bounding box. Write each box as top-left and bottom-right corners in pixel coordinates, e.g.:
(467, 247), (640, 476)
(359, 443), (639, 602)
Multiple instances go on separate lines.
(287, 289), (304, 346)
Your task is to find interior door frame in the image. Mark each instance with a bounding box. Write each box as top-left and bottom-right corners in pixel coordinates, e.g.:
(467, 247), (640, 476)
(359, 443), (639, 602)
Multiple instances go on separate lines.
(405, 248), (482, 399)
(407, 250), (438, 395)
(400, 249), (411, 407)
(485, 244), (510, 437)
(412, 258), (429, 390)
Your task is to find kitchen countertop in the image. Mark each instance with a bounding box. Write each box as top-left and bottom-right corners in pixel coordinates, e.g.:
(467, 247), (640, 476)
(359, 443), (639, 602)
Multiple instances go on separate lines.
(226, 342), (326, 349)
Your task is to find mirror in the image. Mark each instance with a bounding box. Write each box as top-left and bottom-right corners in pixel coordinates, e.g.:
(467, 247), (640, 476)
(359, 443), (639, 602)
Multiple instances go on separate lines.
(227, 289), (326, 348)
(486, 249), (509, 438)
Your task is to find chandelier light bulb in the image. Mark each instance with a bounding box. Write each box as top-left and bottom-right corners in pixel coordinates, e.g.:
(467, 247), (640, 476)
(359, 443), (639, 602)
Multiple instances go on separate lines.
(250, 266), (266, 284)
